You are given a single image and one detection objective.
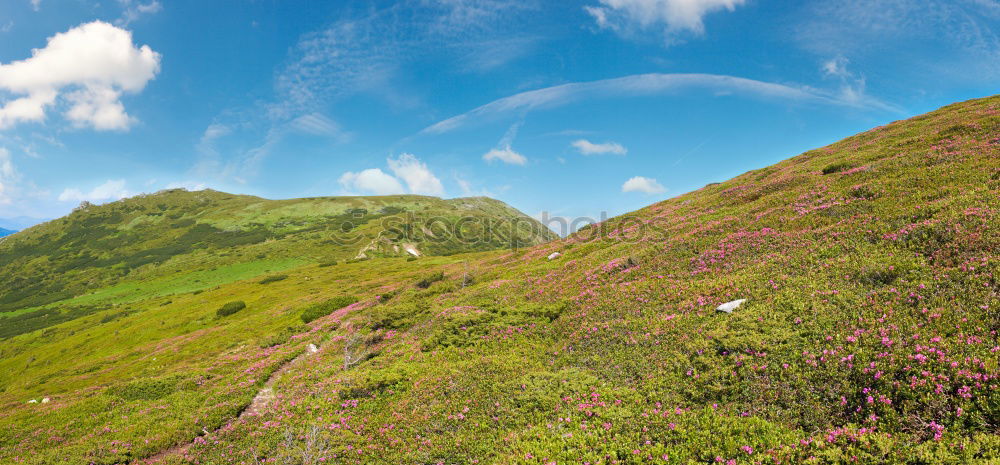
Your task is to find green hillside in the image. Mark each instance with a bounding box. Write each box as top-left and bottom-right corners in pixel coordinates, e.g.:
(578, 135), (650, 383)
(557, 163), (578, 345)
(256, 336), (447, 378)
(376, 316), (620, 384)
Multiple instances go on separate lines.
(0, 95), (998, 464)
(0, 191), (554, 323)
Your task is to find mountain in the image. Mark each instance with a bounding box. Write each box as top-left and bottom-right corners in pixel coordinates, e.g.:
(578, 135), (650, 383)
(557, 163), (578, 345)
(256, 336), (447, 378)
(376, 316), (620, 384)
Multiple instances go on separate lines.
(1, 96), (998, 464)
(0, 228), (14, 237)
(0, 190), (555, 314)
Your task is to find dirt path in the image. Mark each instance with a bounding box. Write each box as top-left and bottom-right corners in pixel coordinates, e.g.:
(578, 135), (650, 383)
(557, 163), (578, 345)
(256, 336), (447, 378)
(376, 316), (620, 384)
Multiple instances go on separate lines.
(136, 311), (355, 464)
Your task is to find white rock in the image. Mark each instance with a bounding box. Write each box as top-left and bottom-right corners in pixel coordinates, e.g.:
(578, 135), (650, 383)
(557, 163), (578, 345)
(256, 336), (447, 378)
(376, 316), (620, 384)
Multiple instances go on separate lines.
(547, 252), (562, 260)
(41, 397), (50, 404)
(27, 399), (37, 404)
(307, 343), (319, 354)
(716, 299), (747, 314)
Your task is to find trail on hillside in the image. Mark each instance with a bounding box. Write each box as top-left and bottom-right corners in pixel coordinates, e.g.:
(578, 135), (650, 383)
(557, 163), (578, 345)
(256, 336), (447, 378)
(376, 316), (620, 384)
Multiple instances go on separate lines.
(136, 311), (354, 465)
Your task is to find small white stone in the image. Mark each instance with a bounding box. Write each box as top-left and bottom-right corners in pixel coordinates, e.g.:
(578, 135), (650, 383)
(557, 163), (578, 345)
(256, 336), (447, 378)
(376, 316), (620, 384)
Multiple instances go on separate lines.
(547, 252), (562, 260)
(27, 399), (37, 404)
(307, 343), (319, 354)
(41, 397), (50, 404)
(716, 299), (747, 314)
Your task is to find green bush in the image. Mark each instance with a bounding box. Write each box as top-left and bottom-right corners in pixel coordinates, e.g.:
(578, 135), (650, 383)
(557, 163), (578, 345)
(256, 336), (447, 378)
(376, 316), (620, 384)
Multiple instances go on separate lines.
(318, 260), (338, 268)
(258, 274), (288, 285)
(822, 162), (853, 174)
(216, 301), (246, 318)
(415, 271), (445, 289)
(258, 324), (310, 348)
(300, 296), (358, 323)
(369, 302), (427, 330)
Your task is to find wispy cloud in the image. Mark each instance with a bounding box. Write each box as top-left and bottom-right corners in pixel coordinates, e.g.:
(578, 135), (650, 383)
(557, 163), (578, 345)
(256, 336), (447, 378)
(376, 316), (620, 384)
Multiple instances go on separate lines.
(483, 147), (527, 165)
(116, 0), (163, 27)
(423, 73), (898, 134)
(572, 139), (627, 156)
(796, 0), (1000, 81)
(482, 121), (528, 165)
(58, 179), (131, 203)
(585, 0), (746, 42)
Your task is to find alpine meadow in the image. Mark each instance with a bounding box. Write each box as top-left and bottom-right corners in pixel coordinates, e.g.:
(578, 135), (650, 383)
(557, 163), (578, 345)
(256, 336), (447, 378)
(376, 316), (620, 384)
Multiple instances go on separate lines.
(1, 1), (999, 465)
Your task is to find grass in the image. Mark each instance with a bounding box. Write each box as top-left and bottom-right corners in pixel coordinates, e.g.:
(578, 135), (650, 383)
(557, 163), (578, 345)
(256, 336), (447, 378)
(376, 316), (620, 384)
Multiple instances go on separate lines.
(0, 95), (998, 464)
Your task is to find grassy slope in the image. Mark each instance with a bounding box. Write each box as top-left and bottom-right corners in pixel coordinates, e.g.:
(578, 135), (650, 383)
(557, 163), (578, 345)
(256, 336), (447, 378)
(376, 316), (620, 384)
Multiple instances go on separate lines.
(1, 96), (998, 464)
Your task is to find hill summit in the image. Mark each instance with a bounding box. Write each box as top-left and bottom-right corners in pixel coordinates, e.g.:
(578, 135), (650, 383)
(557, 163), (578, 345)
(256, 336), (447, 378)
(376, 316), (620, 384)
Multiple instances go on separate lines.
(0, 95), (997, 464)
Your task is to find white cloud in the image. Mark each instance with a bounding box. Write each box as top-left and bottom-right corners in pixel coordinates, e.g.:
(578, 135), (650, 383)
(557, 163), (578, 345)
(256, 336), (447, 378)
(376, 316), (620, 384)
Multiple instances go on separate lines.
(339, 154), (444, 197)
(58, 179), (131, 203)
(0, 21), (161, 131)
(165, 181), (207, 191)
(388, 153), (445, 196)
(822, 56), (850, 78)
(572, 139), (627, 155)
(585, 0), (747, 37)
(339, 168), (406, 196)
(797, 0), (1000, 82)
(622, 176), (666, 194)
(482, 146), (528, 165)
(820, 56), (869, 106)
(30, 0), (40, 11)
(289, 113), (344, 138)
(117, 0), (162, 26)
(0, 148), (15, 204)
(422, 73), (898, 134)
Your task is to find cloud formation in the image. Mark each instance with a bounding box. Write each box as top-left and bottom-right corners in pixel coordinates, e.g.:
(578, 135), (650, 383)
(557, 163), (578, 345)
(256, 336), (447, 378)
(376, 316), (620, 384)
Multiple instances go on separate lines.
(423, 73), (897, 134)
(58, 179), (131, 203)
(483, 147), (528, 165)
(586, 0), (746, 38)
(339, 168), (406, 196)
(388, 153), (445, 196)
(0, 21), (161, 130)
(572, 139), (627, 155)
(116, 0), (163, 27)
(0, 148), (16, 204)
(622, 175), (666, 194)
(340, 154), (444, 197)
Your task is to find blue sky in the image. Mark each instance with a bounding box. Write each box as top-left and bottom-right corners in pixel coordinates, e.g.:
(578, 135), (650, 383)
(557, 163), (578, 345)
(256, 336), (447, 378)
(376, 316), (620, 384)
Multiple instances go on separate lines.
(0, 0), (998, 231)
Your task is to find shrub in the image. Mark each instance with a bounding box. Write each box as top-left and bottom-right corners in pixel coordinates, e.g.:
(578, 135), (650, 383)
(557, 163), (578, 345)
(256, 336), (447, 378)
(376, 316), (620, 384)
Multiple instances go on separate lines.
(300, 296), (359, 323)
(110, 376), (181, 401)
(258, 274), (289, 285)
(369, 302), (427, 330)
(822, 162), (853, 175)
(415, 271), (445, 289)
(318, 260), (338, 268)
(259, 324), (310, 348)
(216, 301), (246, 318)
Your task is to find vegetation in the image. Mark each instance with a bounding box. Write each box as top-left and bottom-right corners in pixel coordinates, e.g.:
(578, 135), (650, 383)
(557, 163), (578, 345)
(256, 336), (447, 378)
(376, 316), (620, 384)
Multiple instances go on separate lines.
(0, 96), (997, 464)
(300, 296), (360, 323)
(215, 300), (246, 317)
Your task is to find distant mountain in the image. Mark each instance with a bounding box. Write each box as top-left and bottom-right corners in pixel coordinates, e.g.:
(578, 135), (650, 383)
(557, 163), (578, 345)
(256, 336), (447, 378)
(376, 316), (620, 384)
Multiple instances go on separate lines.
(0, 216), (48, 231)
(0, 228), (14, 237)
(0, 190), (556, 312)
